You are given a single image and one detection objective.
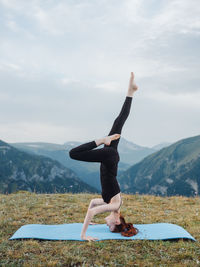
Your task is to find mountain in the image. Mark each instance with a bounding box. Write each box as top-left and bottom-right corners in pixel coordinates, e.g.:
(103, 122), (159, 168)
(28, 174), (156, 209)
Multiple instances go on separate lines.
(118, 135), (200, 197)
(0, 140), (98, 194)
(10, 141), (102, 190)
(152, 142), (171, 151)
(11, 138), (156, 190)
(117, 137), (156, 164)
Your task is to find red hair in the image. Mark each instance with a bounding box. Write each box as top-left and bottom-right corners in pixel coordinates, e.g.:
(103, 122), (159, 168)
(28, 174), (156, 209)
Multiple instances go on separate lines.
(112, 214), (138, 237)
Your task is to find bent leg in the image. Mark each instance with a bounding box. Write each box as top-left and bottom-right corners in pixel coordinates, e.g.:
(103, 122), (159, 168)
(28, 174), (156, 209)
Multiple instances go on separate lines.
(69, 141), (115, 163)
(105, 96), (133, 149)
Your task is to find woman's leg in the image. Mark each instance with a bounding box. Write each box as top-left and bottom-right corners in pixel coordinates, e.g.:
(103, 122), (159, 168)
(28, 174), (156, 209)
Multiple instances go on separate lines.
(69, 140), (115, 163)
(70, 73), (138, 158)
(105, 72), (138, 150)
(105, 96), (132, 149)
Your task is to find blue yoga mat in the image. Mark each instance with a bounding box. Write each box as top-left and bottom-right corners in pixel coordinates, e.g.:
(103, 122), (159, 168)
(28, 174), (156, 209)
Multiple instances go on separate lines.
(9, 223), (195, 241)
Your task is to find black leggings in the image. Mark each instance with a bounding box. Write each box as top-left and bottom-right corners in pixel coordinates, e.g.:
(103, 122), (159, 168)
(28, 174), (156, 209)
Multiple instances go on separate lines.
(69, 96), (132, 163)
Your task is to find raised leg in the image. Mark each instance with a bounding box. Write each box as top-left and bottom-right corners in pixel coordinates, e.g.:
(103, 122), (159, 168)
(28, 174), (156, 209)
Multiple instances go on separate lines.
(105, 96), (132, 149)
(105, 72), (138, 149)
(69, 73), (138, 159)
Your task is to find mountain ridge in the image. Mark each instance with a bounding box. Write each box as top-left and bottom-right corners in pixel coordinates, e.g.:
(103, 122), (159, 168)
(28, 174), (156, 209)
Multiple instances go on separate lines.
(10, 137), (156, 190)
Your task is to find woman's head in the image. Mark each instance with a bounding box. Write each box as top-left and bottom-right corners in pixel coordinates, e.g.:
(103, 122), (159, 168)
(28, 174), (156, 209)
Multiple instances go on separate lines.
(105, 212), (138, 237)
(105, 211), (121, 231)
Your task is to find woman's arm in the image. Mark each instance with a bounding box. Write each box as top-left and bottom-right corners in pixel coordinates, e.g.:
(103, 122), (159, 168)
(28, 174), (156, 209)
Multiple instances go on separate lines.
(80, 198), (105, 241)
(80, 199), (121, 241)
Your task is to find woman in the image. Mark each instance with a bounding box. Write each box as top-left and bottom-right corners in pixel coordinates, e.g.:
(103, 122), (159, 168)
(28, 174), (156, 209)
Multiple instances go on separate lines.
(69, 72), (138, 241)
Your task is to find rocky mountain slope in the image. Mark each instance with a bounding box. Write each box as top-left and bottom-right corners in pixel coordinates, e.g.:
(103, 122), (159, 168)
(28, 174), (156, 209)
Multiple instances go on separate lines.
(0, 140), (98, 194)
(118, 135), (200, 197)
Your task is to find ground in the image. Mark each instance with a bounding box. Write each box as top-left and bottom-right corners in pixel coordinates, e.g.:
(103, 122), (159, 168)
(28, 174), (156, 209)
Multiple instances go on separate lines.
(0, 191), (199, 266)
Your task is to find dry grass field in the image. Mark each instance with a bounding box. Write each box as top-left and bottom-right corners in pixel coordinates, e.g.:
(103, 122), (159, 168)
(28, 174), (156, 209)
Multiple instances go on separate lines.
(0, 191), (199, 266)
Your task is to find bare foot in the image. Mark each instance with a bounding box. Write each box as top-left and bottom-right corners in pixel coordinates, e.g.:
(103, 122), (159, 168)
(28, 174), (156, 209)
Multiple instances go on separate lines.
(128, 72), (138, 96)
(104, 134), (120, 146)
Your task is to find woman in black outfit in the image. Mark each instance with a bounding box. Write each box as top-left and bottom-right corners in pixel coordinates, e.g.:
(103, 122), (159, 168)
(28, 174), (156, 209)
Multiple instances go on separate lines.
(69, 72), (138, 241)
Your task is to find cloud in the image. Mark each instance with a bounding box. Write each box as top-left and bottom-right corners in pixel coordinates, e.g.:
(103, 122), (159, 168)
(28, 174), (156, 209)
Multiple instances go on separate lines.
(95, 81), (121, 92)
(0, 0), (199, 146)
(6, 19), (19, 32)
(0, 62), (21, 71)
(142, 90), (200, 110)
(60, 78), (80, 86)
(0, 121), (86, 144)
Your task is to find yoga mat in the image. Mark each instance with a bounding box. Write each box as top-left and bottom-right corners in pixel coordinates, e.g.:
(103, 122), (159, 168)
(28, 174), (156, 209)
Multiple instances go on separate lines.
(9, 223), (195, 241)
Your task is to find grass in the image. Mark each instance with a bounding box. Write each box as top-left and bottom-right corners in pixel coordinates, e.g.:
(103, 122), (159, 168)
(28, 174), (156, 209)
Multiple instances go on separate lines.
(0, 191), (199, 267)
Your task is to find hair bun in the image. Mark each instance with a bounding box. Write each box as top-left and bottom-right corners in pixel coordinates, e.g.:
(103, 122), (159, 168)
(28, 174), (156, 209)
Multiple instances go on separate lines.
(121, 223), (138, 237)
(111, 214), (139, 237)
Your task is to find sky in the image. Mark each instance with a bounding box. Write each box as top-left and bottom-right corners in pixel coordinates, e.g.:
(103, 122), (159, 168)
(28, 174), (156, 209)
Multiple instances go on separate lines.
(0, 0), (200, 147)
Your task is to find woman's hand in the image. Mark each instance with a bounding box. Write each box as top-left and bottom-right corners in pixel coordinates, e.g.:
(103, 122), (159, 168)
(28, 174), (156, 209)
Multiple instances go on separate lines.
(81, 235), (98, 241)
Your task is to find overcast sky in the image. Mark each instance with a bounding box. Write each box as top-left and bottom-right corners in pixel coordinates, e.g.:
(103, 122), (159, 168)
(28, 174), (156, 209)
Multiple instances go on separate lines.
(0, 0), (200, 147)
